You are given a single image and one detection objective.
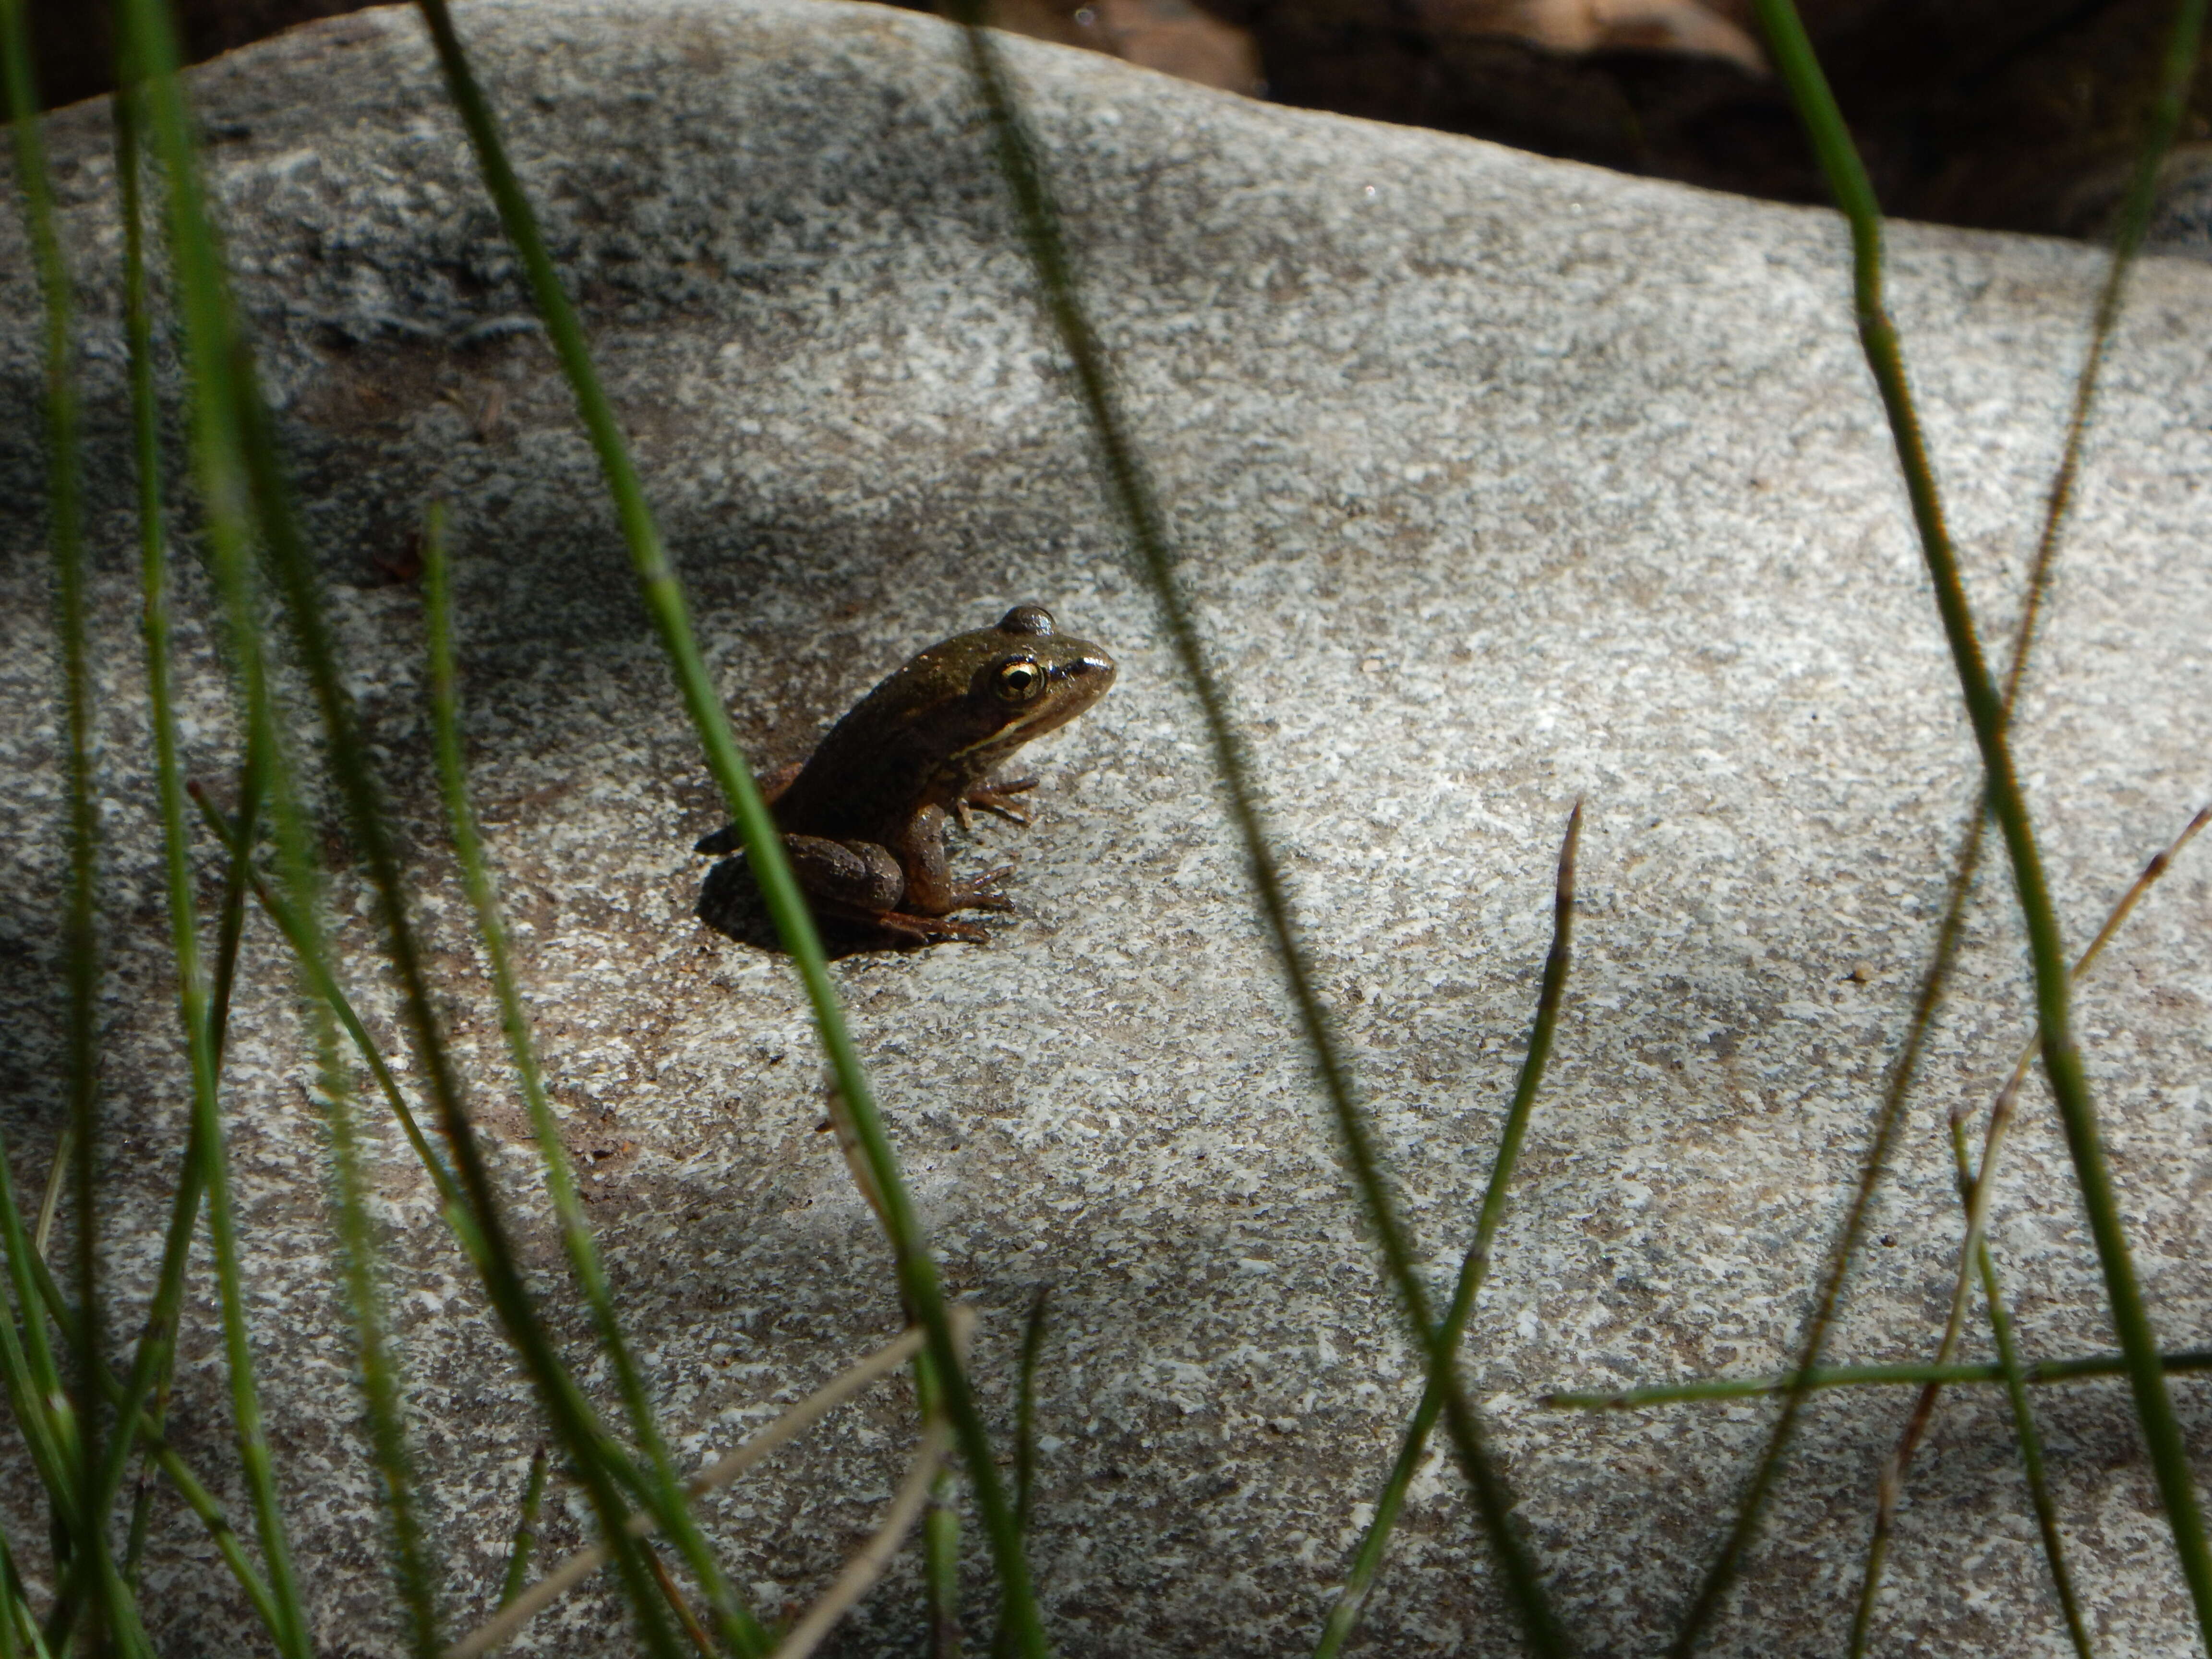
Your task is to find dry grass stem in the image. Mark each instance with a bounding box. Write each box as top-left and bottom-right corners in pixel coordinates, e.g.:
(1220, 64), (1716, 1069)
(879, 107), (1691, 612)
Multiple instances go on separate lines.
(767, 1415), (954, 1659)
(443, 1310), (969, 1659)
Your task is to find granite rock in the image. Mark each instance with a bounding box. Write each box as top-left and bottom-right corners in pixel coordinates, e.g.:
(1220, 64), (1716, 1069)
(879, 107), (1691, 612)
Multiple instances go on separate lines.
(2, 1), (2210, 1654)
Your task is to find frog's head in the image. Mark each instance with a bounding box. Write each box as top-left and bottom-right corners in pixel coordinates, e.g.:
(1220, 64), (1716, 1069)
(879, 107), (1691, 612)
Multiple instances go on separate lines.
(946, 604), (1116, 766)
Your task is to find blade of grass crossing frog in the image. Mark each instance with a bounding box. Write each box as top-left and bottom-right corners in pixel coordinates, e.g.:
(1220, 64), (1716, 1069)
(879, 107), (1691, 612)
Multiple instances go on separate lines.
(1315, 806), (1579, 1659)
(0, 0), (114, 1635)
(404, 2), (1048, 1650)
(423, 505), (773, 1657)
(1737, 4), (2212, 1653)
(938, 9), (1571, 1655)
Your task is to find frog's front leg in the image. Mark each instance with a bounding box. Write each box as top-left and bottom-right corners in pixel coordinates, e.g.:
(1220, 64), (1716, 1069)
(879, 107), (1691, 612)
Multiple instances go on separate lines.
(896, 807), (1014, 917)
(954, 774), (1038, 831)
(785, 833), (992, 945)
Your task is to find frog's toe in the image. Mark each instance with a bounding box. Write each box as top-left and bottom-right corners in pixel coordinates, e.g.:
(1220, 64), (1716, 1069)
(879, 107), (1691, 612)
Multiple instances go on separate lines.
(963, 777), (1039, 826)
(878, 910), (993, 946)
(955, 867), (1017, 912)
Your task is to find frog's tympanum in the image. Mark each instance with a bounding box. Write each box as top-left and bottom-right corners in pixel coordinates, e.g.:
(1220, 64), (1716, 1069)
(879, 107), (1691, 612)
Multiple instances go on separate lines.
(696, 605), (1115, 946)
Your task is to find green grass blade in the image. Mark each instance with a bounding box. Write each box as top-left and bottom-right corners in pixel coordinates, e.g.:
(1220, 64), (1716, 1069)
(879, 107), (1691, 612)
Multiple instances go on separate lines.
(0, 1526), (58, 1659)
(110, 0), (686, 1641)
(1740, 3), (2212, 1652)
(423, 505), (770, 1657)
(1013, 1286), (1048, 1541)
(1662, 785), (1982, 1655)
(404, 3), (1037, 1649)
(1545, 1346), (2212, 1409)
(1974, 1229), (2092, 1655)
(189, 784), (465, 1208)
(1315, 806), (1579, 1659)
(499, 1448), (551, 1610)
(925, 1470), (962, 1659)
(0, 1132), (75, 1517)
(937, 12), (1570, 1655)
(0, 0), (112, 1632)
(103, 3), (346, 1647)
(1847, 0), (2209, 1641)
(317, 1058), (446, 1657)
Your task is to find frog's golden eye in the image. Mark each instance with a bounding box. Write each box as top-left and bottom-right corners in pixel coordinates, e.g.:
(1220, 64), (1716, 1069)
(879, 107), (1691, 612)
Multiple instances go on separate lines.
(994, 657), (1045, 702)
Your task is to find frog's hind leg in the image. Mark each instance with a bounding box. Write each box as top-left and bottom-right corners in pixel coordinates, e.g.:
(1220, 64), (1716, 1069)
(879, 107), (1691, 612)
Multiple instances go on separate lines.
(955, 775), (1038, 831)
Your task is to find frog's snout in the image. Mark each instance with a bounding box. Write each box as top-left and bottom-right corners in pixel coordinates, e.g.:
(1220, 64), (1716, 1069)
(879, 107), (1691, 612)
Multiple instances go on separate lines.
(1058, 650), (1116, 687)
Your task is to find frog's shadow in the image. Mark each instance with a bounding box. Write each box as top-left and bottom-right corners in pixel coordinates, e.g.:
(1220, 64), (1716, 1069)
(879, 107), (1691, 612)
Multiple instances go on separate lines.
(696, 854), (960, 960)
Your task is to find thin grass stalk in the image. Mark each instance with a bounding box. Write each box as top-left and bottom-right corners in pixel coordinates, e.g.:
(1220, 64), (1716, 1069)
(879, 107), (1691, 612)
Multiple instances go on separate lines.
(938, 14), (1571, 1653)
(31, 1137), (68, 1265)
(0, 1530), (55, 1659)
(449, 1315), (954, 1659)
(1846, 0), (2207, 1620)
(404, 3), (1042, 1648)
(103, 3), (351, 1647)
(189, 785), (462, 1204)
(0, 1536), (18, 1659)
(0, 0), (111, 1632)
(1745, 3), (2212, 1650)
(640, 1546), (717, 1658)
(1855, 807), (2204, 1652)
(1952, 1121), (2092, 1655)
(0, 1129), (76, 1518)
(1013, 1286), (1048, 1539)
(18, 1224), (280, 1643)
(1546, 1346), (2212, 1409)
(1314, 805), (1580, 1659)
(925, 1473), (962, 1659)
(316, 1060), (445, 1656)
(0, 1544), (21, 1659)
(2007, 0), (2210, 728)
(499, 1448), (550, 1610)
(422, 507), (769, 1658)
(113, 2), (689, 1640)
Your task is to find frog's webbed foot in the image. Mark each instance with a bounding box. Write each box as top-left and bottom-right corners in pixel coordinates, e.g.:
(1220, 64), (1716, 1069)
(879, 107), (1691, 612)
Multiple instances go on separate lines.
(955, 776), (1038, 832)
(945, 866), (1016, 914)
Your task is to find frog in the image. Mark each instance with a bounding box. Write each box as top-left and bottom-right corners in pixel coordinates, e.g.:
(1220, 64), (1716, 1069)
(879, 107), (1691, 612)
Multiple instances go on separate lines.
(695, 604), (1116, 946)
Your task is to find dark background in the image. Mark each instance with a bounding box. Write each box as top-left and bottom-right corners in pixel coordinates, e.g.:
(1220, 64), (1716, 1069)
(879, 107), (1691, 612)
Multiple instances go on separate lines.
(17, 0), (2212, 238)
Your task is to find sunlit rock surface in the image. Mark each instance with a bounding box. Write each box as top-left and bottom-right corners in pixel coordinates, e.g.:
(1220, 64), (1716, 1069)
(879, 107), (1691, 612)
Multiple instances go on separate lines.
(2, 1), (2209, 1653)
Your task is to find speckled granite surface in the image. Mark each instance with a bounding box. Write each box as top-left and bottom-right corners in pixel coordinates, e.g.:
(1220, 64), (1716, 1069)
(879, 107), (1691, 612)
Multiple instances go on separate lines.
(2, 1), (2209, 1653)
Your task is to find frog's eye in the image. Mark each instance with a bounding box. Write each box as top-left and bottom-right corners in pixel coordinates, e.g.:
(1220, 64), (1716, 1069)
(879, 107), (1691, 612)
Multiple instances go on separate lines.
(994, 657), (1046, 702)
